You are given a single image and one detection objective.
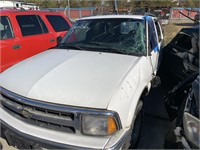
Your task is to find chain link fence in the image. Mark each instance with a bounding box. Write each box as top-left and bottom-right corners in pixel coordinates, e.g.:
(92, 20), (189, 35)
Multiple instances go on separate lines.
(46, 5), (199, 27)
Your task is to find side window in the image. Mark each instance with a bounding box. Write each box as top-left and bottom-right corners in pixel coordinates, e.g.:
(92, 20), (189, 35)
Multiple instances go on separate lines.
(16, 15), (48, 36)
(155, 21), (162, 42)
(0, 16), (14, 40)
(148, 18), (158, 51)
(46, 15), (70, 32)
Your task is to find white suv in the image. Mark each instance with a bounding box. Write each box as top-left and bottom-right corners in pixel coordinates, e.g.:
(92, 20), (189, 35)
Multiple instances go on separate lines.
(0, 14), (163, 149)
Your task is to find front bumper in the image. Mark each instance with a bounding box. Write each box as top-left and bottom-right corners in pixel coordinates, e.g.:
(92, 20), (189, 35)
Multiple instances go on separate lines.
(1, 120), (91, 149)
(0, 108), (129, 149)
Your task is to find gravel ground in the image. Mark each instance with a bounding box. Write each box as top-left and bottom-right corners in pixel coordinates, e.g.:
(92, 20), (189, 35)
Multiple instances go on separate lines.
(137, 84), (171, 149)
(162, 19), (196, 45)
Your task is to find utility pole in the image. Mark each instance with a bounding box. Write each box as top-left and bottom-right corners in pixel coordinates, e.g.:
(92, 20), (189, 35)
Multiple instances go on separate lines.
(64, 0), (70, 19)
(113, 0), (118, 14)
(101, 0), (104, 14)
(67, 0), (70, 19)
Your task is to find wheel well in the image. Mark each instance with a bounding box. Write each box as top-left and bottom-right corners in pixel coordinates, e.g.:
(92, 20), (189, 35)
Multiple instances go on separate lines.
(134, 87), (148, 117)
(125, 87), (148, 128)
(141, 87), (149, 98)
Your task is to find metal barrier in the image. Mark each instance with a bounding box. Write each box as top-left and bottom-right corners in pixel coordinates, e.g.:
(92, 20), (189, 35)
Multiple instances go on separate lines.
(170, 7), (199, 20)
(43, 7), (199, 24)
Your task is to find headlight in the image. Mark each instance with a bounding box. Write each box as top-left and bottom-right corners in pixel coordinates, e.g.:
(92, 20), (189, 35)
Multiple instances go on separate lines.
(82, 115), (118, 136)
(183, 112), (200, 148)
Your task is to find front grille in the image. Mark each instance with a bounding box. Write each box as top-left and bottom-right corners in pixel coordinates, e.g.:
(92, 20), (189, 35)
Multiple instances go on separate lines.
(0, 88), (78, 134)
(0, 88), (122, 135)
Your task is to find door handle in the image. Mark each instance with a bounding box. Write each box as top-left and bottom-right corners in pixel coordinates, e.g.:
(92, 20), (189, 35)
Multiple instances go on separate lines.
(50, 39), (56, 43)
(12, 45), (21, 50)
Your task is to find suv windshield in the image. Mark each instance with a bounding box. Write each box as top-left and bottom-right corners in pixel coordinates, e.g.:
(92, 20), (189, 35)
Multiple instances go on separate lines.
(60, 18), (146, 56)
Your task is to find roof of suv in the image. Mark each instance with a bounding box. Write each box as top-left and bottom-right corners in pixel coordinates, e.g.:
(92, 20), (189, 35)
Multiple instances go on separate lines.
(0, 9), (64, 15)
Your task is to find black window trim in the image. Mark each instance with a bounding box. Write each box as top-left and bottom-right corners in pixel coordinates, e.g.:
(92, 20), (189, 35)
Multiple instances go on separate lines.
(0, 16), (15, 40)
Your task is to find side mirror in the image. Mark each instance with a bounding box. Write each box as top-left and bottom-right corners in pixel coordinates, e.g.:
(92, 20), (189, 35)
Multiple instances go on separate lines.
(57, 36), (62, 45)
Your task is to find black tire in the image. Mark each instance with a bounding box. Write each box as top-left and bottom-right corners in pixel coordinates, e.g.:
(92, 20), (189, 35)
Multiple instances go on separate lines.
(122, 108), (143, 149)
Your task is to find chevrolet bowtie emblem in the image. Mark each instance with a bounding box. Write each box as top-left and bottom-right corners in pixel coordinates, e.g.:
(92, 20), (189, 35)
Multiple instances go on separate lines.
(22, 109), (33, 119)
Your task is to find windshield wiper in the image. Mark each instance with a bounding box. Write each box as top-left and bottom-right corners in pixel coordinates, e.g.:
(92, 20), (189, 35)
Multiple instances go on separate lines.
(84, 42), (104, 46)
(84, 42), (127, 55)
(57, 43), (84, 50)
(102, 47), (127, 55)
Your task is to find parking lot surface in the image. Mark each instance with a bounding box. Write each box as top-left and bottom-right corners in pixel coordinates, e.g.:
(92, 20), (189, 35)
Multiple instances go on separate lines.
(137, 83), (171, 149)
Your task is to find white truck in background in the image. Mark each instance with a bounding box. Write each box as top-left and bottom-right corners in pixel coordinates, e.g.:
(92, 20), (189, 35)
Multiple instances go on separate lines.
(0, 1), (39, 10)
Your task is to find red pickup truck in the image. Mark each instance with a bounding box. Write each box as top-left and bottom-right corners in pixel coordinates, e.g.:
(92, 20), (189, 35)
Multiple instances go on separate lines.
(0, 9), (72, 72)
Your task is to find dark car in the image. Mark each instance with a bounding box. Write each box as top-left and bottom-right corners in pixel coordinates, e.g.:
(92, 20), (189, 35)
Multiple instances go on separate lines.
(163, 26), (199, 120)
(164, 71), (198, 121)
(159, 27), (199, 86)
(164, 75), (199, 149)
(163, 28), (199, 149)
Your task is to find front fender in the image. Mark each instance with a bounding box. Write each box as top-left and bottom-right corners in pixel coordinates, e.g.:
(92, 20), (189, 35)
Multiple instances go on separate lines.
(107, 57), (153, 129)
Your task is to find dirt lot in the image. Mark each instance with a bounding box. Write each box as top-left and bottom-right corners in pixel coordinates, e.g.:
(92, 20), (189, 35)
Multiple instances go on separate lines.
(162, 19), (196, 45)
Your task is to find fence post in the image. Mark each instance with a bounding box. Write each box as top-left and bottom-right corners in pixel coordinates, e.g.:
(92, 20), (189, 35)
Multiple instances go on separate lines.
(180, 9), (182, 19)
(68, 7), (70, 19)
(188, 9), (191, 18)
(91, 9), (93, 16)
(79, 8), (82, 18)
(170, 8), (173, 20)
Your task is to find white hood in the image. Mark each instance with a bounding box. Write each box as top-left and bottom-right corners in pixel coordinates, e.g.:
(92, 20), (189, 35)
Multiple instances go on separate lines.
(0, 49), (140, 109)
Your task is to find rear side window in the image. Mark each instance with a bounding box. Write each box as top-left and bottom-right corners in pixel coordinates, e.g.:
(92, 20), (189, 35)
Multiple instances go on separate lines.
(148, 18), (158, 51)
(155, 21), (162, 42)
(46, 15), (70, 32)
(16, 15), (48, 36)
(0, 16), (14, 40)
